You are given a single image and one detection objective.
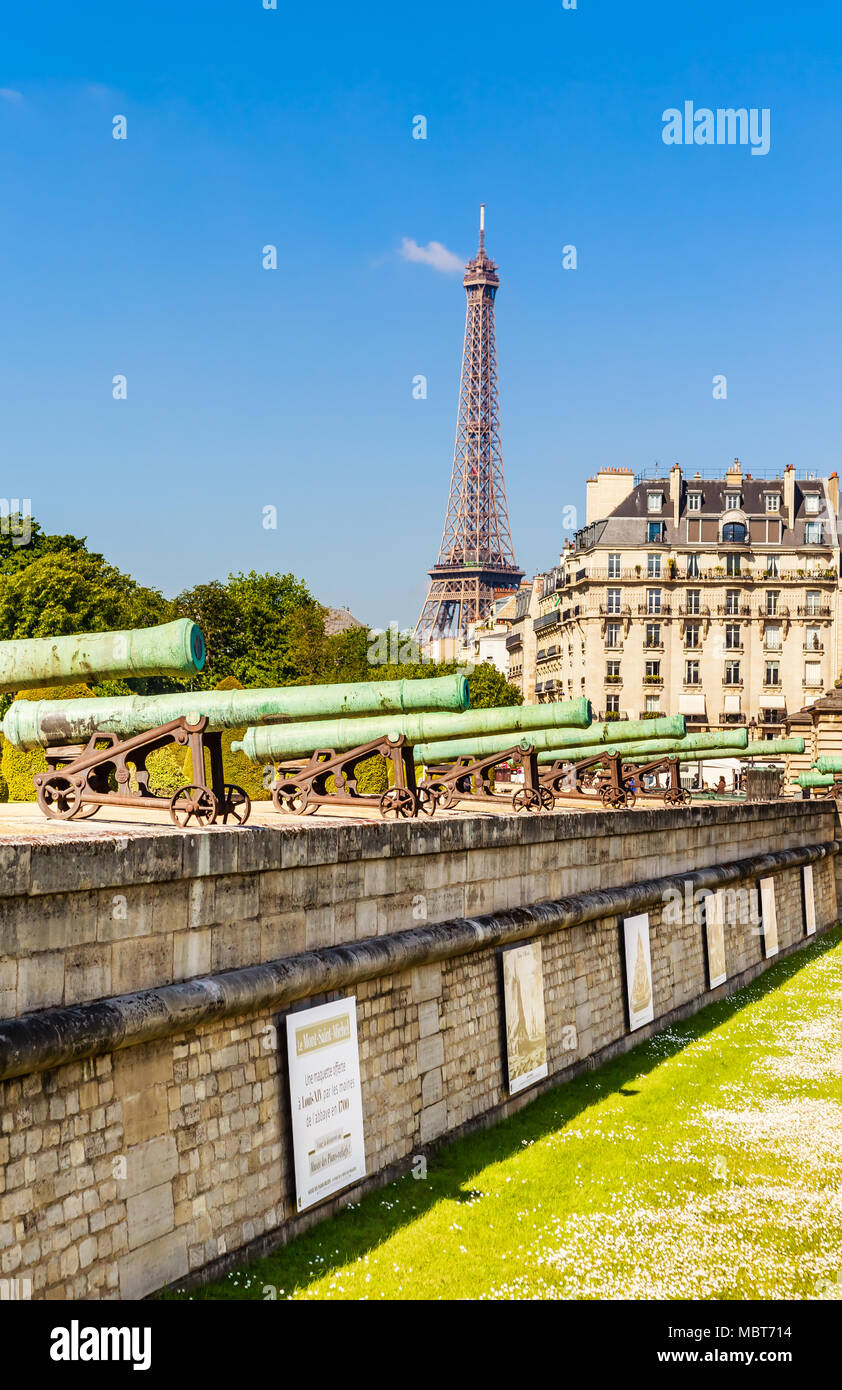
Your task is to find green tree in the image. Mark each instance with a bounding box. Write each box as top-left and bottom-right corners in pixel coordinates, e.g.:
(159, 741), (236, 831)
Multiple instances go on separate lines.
(467, 662), (522, 709)
(174, 571), (328, 688)
(0, 549), (172, 641)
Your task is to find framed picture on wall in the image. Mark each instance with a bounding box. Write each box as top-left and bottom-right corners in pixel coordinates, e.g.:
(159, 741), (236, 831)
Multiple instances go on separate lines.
(623, 912), (655, 1031)
(502, 941), (548, 1095)
(759, 877), (779, 958)
(704, 889), (728, 989)
(802, 864), (817, 937)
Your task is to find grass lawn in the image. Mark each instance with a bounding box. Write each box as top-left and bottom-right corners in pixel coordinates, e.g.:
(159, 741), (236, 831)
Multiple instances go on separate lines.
(176, 927), (842, 1301)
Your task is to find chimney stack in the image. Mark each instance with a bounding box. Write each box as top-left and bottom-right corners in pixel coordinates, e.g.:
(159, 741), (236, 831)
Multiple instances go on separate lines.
(784, 464), (796, 531)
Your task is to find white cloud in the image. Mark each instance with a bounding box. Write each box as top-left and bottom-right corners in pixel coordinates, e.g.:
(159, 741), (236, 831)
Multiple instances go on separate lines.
(0, 89), (23, 103)
(399, 237), (464, 273)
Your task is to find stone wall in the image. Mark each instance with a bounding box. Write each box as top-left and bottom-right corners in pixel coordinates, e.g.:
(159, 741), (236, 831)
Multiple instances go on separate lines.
(0, 801), (838, 1299)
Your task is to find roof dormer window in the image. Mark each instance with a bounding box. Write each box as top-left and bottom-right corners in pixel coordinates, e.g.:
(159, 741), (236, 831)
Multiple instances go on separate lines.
(804, 493), (821, 515)
(687, 492), (702, 511)
(765, 493), (781, 512)
(725, 493), (741, 509)
(647, 492), (664, 512)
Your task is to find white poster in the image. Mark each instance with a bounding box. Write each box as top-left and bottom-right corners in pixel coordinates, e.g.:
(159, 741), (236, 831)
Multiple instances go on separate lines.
(286, 997), (366, 1213)
(759, 877), (779, 958)
(803, 864), (817, 937)
(502, 941), (548, 1095)
(705, 890), (728, 989)
(623, 913), (655, 1031)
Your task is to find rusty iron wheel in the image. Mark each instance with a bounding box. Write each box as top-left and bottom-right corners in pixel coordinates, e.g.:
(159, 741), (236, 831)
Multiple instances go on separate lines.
(36, 774), (82, 820)
(539, 786), (555, 811)
(512, 787), (541, 813)
(379, 787), (418, 819)
(271, 781), (316, 815)
(169, 784), (218, 828)
(219, 784), (251, 826)
(416, 786), (437, 817)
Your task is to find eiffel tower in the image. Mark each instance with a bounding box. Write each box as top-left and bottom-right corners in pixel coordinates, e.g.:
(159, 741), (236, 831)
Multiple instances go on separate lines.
(414, 206), (523, 645)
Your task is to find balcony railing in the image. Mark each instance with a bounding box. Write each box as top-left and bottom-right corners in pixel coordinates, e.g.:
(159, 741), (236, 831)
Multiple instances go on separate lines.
(797, 605), (832, 617)
(717, 605), (752, 616)
(643, 675), (664, 685)
(505, 633), (522, 651)
(534, 612), (560, 633)
(636, 604), (672, 616)
(804, 641), (824, 652)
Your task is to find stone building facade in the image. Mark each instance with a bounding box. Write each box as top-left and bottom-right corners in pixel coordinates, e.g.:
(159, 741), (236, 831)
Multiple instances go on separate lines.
(532, 459), (841, 732)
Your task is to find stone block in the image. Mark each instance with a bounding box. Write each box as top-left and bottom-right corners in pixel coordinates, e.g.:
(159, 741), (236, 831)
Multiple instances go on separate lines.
(213, 874), (260, 926)
(63, 945), (111, 1006)
(110, 935), (174, 996)
(118, 1229), (188, 1299)
(17, 953), (64, 1014)
(419, 1100), (447, 1143)
(210, 920), (261, 973)
(124, 1135), (179, 1199)
(173, 930), (212, 983)
(411, 962), (442, 1003)
(417, 999), (440, 1038)
(122, 1087), (169, 1147)
(417, 1033), (444, 1074)
(421, 1068), (443, 1106)
(127, 1181), (175, 1250)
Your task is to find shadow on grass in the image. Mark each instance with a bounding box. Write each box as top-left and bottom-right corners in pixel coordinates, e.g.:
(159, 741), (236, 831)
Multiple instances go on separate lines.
(174, 925), (841, 1300)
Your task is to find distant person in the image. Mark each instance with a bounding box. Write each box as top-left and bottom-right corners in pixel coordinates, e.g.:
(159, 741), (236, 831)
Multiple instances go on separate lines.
(717, 776), (726, 795)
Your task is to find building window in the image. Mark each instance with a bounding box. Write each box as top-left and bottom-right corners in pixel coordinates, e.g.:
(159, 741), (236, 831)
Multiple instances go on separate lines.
(722, 521), (747, 543)
(725, 624), (740, 649)
(763, 519), (782, 544)
(605, 622), (621, 648)
(725, 493), (741, 509)
(685, 623), (700, 649)
(647, 553), (661, 578)
(805, 589), (821, 615)
(805, 662), (822, 687)
(648, 521), (666, 542)
(765, 624), (781, 651)
(686, 589), (700, 614)
(765, 493), (781, 512)
(764, 661), (780, 687)
(647, 492), (664, 512)
(645, 623), (661, 648)
(606, 660), (621, 681)
(686, 554), (699, 578)
(647, 589), (662, 614)
(765, 556), (780, 578)
(804, 494), (821, 515)
(645, 695), (660, 713)
(645, 659), (661, 680)
(805, 625), (821, 651)
(685, 660), (700, 685)
(687, 492), (702, 511)
(607, 588), (621, 614)
(725, 660), (741, 685)
(725, 589), (740, 615)
(726, 553), (741, 576)
(605, 694), (620, 714)
(607, 553), (621, 578)
(805, 521), (823, 544)
(766, 590), (779, 615)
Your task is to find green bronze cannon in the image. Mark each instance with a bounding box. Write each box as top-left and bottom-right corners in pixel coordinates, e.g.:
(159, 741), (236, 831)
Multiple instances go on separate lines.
(2, 673), (470, 751)
(229, 697), (592, 764)
(0, 618), (205, 692)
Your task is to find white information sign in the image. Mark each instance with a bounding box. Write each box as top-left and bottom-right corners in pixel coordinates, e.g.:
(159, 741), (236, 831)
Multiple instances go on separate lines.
(287, 997), (366, 1213)
(759, 877), (779, 958)
(623, 912), (655, 1031)
(705, 889), (728, 989)
(803, 864), (817, 937)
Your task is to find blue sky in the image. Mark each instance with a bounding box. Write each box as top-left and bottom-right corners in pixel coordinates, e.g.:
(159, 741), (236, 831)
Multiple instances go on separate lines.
(1, 1), (839, 628)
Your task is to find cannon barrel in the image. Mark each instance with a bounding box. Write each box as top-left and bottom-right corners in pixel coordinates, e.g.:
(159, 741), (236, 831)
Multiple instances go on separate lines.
(0, 619), (205, 693)
(540, 733), (802, 767)
(797, 770), (835, 787)
(536, 728), (748, 765)
(816, 755), (842, 774)
(408, 720), (683, 766)
(2, 673), (469, 751)
(502, 714), (684, 752)
(230, 698), (592, 762)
